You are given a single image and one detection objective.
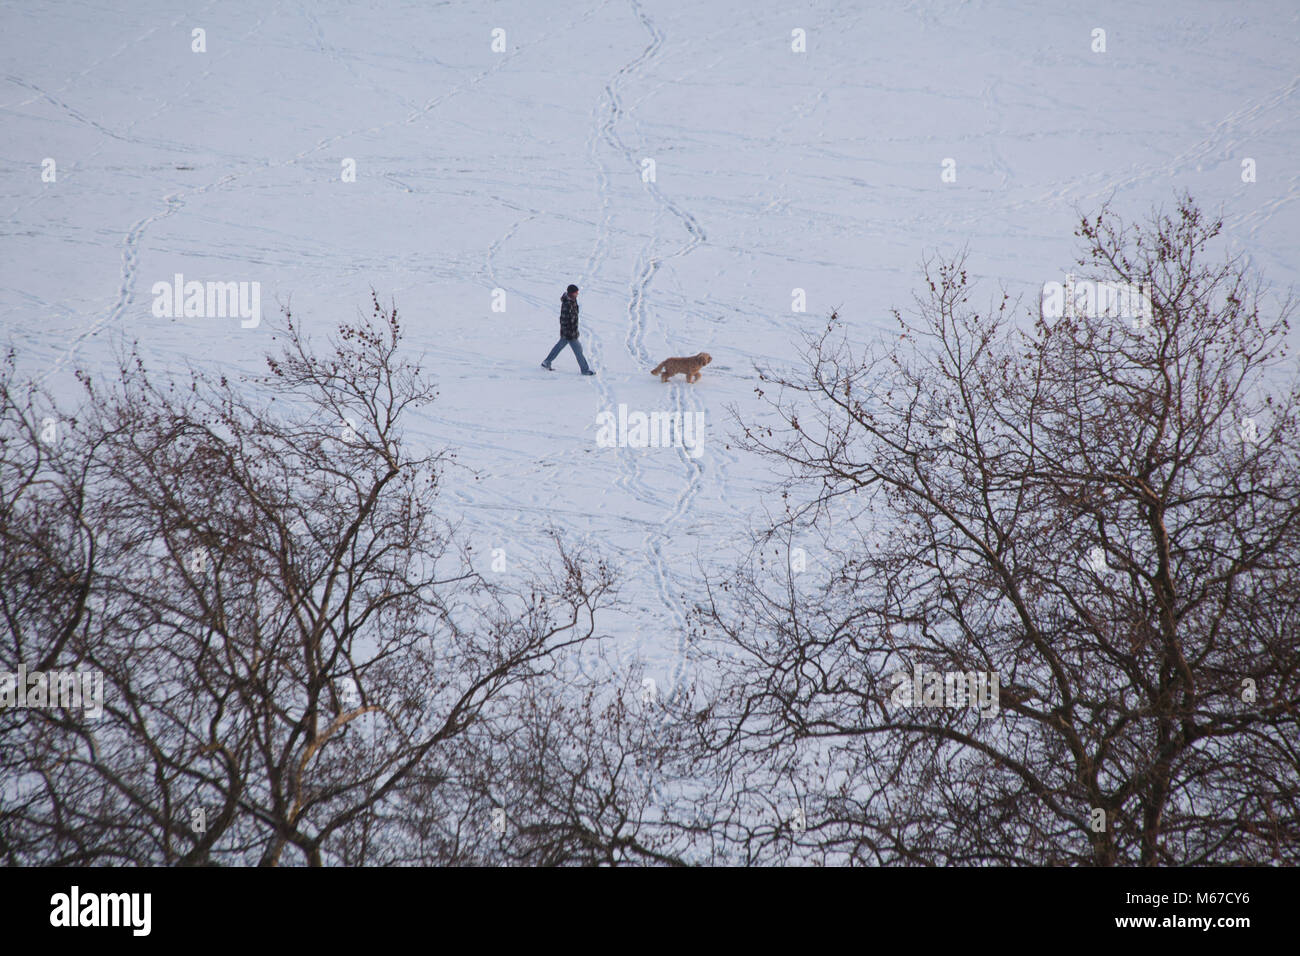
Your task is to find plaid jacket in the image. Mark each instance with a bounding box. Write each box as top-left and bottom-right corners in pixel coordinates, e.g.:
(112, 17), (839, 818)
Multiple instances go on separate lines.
(559, 293), (579, 339)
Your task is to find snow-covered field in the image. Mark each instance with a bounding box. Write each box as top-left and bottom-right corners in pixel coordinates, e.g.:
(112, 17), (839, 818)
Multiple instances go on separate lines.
(3, 0), (1298, 690)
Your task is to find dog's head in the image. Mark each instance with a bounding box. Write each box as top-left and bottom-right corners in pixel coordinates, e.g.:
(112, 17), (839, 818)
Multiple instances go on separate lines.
(698, 352), (712, 366)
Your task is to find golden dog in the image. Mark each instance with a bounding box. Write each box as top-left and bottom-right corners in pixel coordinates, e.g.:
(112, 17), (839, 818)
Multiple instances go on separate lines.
(651, 352), (712, 383)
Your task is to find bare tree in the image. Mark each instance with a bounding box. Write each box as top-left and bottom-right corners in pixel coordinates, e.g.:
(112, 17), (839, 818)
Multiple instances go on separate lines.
(695, 196), (1300, 865)
(8, 198), (1295, 868)
(452, 672), (696, 866)
(1, 297), (615, 865)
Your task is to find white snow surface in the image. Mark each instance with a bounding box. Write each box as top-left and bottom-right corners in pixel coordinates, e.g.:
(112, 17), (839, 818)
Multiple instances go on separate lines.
(3, 0), (1298, 690)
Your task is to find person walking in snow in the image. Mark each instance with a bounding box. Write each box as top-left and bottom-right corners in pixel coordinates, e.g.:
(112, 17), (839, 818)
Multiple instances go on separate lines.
(541, 284), (595, 375)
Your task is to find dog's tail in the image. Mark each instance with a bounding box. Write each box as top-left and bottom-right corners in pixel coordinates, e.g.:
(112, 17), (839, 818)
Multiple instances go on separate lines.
(650, 361), (666, 376)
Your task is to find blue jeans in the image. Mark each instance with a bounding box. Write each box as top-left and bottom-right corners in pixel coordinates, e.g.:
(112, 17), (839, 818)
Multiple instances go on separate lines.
(543, 337), (591, 373)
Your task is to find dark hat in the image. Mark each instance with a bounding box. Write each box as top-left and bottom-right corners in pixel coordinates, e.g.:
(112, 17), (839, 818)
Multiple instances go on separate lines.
(567, 284), (579, 294)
